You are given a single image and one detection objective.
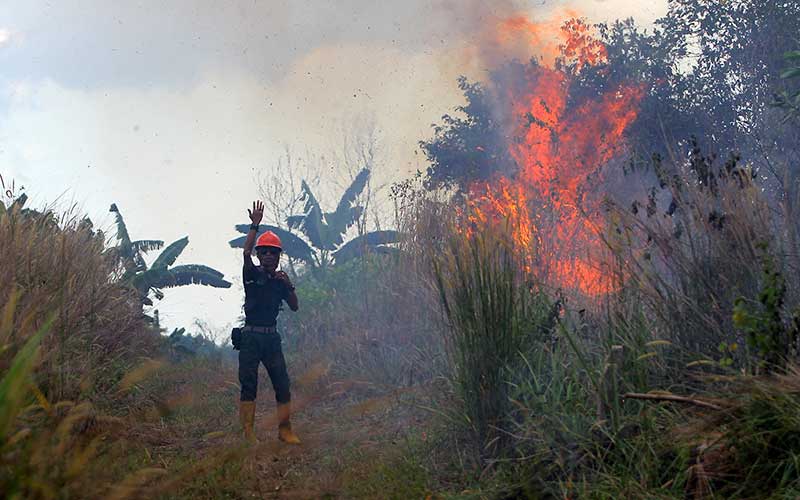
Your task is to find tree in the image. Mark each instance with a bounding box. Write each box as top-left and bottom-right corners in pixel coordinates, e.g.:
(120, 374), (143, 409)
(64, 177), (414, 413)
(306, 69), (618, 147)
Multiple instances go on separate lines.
(420, 76), (518, 192)
(109, 204), (231, 306)
(653, 0), (800, 155)
(422, 4), (800, 192)
(228, 168), (399, 271)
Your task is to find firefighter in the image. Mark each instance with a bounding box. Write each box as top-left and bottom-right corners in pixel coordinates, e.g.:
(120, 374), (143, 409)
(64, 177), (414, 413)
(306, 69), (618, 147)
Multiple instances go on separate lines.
(239, 200), (300, 444)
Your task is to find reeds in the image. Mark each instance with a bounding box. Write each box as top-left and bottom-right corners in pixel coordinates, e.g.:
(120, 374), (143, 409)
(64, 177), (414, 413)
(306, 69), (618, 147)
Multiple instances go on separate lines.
(429, 214), (557, 460)
(398, 149), (800, 497)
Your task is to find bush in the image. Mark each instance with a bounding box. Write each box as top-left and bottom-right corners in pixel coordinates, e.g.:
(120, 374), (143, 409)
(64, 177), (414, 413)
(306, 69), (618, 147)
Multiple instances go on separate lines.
(606, 147), (779, 373)
(280, 250), (445, 391)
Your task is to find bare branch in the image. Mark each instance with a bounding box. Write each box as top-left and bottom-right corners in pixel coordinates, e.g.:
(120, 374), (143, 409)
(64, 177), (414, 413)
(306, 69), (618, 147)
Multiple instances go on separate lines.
(622, 392), (723, 411)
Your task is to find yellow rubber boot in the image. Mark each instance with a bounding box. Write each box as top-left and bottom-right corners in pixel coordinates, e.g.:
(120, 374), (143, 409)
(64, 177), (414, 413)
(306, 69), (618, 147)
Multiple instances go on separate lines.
(239, 400), (257, 442)
(276, 403), (301, 444)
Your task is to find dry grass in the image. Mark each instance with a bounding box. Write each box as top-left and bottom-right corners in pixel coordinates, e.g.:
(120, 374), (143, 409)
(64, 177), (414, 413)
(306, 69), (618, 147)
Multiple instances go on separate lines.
(0, 202), (158, 402)
(0, 202), (170, 498)
(604, 152), (784, 370)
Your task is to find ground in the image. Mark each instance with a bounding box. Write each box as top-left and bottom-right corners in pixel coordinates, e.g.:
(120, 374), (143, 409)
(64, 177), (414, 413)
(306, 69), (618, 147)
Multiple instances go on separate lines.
(241, 387), (429, 498)
(128, 360), (437, 500)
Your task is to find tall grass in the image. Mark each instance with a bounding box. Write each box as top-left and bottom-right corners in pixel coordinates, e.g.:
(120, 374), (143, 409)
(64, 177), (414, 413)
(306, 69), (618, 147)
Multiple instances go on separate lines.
(678, 366), (800, 498)
(428, 215), (558, 460)
(0, 201), (169, 498)
(278, 194), (448, 395)
(394, 149), (800, 498)
(279, 252), (446, 398)
(0, 202), (158, 402)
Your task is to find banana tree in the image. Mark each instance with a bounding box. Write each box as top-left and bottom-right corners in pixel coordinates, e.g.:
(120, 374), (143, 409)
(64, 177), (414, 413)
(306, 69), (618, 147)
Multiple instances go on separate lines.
(110, 204), (232, 306)
(228, 169), (399, 272)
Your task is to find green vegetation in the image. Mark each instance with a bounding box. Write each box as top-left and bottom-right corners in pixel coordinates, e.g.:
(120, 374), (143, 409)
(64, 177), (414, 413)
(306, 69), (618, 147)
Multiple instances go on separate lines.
(431, 220), (558, 459)
(228, 168), (399, 272)
(5, 1), (800, 498)
(109, 204), (232, 306)
(776, 49), (800, 122)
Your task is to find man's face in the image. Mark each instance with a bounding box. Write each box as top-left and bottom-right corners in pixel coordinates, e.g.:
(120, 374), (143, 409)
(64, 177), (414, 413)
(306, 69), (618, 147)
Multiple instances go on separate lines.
(255, 246), (281, 272)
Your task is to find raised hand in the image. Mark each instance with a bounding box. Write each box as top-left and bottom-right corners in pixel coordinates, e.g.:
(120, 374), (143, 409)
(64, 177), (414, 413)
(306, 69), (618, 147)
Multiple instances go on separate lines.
(274, 270), (295, 290)
(248, 201), (264, 226)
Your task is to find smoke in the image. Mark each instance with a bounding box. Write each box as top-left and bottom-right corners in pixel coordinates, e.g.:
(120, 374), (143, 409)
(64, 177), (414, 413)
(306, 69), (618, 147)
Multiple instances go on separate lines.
(0, 29), (13, 48)
(0, 0), (667, 336)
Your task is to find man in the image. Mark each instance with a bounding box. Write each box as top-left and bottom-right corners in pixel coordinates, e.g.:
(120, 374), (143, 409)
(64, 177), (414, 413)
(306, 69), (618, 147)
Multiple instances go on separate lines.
(239, 200), (300, 444)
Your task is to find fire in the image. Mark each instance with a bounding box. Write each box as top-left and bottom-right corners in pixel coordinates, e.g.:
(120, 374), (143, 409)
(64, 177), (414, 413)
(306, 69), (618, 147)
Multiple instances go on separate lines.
(466, 15), (643, 297)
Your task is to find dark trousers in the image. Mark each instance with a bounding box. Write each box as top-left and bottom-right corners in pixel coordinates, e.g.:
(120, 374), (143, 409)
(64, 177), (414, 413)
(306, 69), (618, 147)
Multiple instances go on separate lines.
(238, 331), (291, 404)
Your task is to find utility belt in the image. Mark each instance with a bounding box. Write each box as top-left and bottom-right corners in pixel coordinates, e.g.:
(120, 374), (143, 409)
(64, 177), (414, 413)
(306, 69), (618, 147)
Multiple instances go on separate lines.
(231, 325), (278, 350)
(242, 325), (278, 334)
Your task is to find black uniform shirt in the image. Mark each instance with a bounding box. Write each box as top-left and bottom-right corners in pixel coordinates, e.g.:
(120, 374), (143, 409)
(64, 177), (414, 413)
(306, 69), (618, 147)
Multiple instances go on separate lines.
(243, 264), (290, 327)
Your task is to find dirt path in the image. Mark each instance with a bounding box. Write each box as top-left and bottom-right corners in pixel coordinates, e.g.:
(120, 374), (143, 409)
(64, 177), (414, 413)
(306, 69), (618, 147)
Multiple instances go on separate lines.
(230, 383), (430, 499)
(124, 360), (435, 499)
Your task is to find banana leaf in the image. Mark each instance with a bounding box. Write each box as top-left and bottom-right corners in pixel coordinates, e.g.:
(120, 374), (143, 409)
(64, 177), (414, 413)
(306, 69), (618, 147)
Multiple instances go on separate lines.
(332, 230), (400, 263)
(159, 266), (232, 289)
(131, 240), (164, 254)
(293, 181), (325, 249)
(151, 236), (188, 270)
(323, 169), (370, 245)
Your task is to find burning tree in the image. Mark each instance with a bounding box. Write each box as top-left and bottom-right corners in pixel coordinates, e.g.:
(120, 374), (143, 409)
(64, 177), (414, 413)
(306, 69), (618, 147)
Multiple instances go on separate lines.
(422, 17), (644, 297)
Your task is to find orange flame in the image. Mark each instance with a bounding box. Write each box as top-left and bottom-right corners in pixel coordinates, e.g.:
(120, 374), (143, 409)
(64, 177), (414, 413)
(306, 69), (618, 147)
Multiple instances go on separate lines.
(467, 16), (643, 297)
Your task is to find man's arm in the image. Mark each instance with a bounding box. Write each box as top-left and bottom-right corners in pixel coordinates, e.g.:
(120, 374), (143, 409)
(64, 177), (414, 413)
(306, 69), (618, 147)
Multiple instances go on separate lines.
(243, 201), (264, 270)
(286, 288), (299, 312)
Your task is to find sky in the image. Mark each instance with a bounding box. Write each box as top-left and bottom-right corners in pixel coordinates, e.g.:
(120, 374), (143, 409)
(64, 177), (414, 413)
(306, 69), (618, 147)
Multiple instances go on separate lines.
(0, 0), (668, 342)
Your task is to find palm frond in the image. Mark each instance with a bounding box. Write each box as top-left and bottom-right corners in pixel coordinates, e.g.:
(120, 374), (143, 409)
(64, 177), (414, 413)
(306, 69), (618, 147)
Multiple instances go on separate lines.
(263, 225), (317, 263)
(109, 203), (132, 252)
(131, 268), (163, 295)
(169, 264), (225, 279)
(229, 225), (316, 264)
(155, 267), (232, 289)
(286, 215), (305, 229)
(335, 169), (370, 216)
(131, 240), (164, 254)
(324, 206), (364, 246)
(151, 236), (188, 270)
(294, 180), (325, 248)
(324, 169), (370, 241)
(228, 235), (247, 248)
(332, 230), (400, 263)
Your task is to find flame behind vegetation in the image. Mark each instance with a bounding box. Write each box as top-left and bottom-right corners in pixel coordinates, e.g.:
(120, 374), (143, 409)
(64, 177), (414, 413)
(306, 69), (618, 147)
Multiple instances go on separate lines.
(465, 15), (643, 297)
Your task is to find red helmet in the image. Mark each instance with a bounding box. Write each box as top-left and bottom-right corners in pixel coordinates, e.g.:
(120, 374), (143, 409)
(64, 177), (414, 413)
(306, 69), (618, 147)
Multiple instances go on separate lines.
(255, 230), (282, 250)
